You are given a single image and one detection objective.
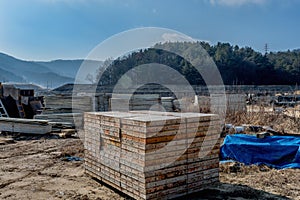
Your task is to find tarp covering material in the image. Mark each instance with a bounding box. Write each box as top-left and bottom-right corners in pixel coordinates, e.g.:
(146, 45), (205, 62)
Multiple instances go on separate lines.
(221, 134), (300, 169)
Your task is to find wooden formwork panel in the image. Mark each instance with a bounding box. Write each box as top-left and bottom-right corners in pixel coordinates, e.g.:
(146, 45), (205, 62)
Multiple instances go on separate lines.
(0, 118), (52, 134)
(84, 111), (221, 200)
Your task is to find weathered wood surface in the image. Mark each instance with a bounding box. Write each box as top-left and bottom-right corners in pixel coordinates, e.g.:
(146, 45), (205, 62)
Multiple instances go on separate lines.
(109, 94), (160, 111)
(0, 118), (52, 134)
(44, 95), (92, 114)
(84, 111), (221, 200)
(34, 112), (83, 128)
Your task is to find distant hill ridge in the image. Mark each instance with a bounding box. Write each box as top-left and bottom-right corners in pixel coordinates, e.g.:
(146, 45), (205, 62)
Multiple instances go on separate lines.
(0, 53), (102, 88)
(1, 43), (299, 88)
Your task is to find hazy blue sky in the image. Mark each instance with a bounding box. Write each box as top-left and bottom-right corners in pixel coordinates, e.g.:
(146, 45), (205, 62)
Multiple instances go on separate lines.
(0, 0), (299, 60)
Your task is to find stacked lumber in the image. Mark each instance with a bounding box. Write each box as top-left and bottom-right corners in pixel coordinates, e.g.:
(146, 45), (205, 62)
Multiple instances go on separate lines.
(160, 97), (174, 112)
(96, 94), (110, 111)
(109, 94), (160, 111)
(0, 118), (52, 134)
(34, 113), (83, 128)
(130, 94), (160, 111)
(43, 95), (92, 114)
(84, 111), (221, 200)
(210, 93), (246, 114)
(174, 97), (192, 111)
(48, 122), (74, 132)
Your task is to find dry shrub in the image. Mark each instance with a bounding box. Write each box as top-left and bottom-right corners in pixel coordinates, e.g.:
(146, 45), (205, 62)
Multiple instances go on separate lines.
(220, 162), (271, 175)
(226, 108), (300, 134)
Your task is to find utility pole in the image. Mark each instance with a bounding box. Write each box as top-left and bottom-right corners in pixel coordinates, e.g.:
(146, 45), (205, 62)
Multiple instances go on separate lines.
(264, 43), (269, 55)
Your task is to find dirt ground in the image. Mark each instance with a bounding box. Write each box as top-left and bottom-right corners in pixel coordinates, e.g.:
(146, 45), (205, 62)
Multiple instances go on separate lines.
(0, 135), (299, 200)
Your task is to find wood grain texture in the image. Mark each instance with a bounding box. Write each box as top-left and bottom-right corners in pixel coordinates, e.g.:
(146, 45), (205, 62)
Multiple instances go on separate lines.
(84, 111), (221, 200)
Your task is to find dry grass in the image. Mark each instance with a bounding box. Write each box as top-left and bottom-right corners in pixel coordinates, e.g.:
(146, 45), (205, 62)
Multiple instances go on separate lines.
(220, 162), (271, 174)
(220, 162), (300, 200)
(226, 107), (300, 134)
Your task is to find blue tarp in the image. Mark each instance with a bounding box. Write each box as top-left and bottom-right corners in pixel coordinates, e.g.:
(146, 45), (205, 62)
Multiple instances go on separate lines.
(220, 134), (300, 169)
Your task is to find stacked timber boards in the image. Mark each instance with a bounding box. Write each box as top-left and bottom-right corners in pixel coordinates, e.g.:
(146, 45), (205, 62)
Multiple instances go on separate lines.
(84, 111), (221, 200)
(109, 94), (160, 111)
(43, 95), (92, 114)
(0, 118), (52, 134)
(34, 113), (83, 128)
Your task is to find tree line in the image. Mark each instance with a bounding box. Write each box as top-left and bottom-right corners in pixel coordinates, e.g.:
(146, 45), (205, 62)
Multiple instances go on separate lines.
(96, 42), (300, 86)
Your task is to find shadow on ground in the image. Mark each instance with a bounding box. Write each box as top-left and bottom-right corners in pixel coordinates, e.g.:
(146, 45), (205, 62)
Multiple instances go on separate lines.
(175, 183), (290, 200)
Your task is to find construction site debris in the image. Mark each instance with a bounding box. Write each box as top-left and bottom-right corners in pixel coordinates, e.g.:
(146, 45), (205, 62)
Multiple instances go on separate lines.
(234, 126), (245, 133)
(61, 156), (83, 162)
(0, 137), (15, 145)
(256, 132), (271, 139)
(59, 129), (76, 138)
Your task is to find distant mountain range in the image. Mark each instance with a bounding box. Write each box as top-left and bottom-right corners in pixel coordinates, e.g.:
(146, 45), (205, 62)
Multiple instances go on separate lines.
(0, 53), (102, 88)
(1, 45), (299, 89)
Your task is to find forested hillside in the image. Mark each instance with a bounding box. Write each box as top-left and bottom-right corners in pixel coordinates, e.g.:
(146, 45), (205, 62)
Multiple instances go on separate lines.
(97, 42), (300, 86)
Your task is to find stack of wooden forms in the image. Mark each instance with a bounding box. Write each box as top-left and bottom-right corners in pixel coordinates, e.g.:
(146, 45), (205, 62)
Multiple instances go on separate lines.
(160, 97), (174, 112)
(210, 94), (246, 114)
(109, 94), (160, 111)
(96, 94), (111, 112)
(0, 118), (52, 134)
(84, 111), (221, 200)
(43, 95), (92, 114)
(34, 113), (83, 128)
